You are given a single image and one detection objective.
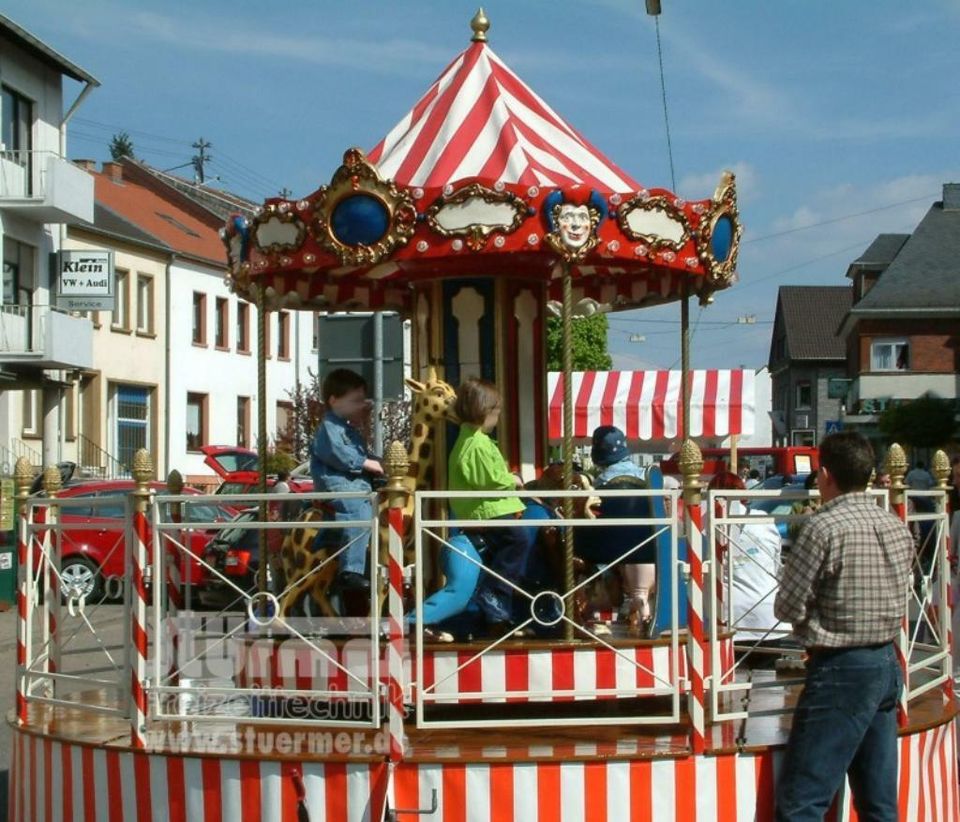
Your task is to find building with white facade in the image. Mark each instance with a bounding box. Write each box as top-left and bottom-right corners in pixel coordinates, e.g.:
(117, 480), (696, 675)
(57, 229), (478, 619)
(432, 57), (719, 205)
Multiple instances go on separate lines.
(0, 13), (98, 471)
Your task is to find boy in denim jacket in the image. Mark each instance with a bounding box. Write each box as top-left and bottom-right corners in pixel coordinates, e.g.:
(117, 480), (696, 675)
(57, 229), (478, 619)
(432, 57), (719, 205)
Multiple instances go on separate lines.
(310, 369), (383, 592)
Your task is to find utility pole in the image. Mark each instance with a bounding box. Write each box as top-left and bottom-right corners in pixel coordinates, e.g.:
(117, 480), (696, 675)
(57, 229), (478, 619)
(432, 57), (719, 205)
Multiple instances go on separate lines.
(191, 138), (212, 184)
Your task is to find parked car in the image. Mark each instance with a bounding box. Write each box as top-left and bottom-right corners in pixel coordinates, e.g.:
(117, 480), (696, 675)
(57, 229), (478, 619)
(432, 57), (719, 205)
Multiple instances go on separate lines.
(200, 446), (314, 495)
(32, 478), (236, 602)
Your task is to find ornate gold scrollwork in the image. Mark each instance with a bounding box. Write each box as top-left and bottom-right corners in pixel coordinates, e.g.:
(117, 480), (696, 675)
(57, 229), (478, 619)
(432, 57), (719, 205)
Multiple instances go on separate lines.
(616, 194), (691, 252)
(309, 148), (417, 266)
(697, 170), (743, 292)
(251, 204), (307, 256)
(425, 182), (526, 251)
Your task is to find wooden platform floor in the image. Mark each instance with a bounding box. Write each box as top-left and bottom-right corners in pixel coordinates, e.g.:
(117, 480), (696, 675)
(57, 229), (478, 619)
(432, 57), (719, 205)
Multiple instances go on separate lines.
(10, 668), (957, 764)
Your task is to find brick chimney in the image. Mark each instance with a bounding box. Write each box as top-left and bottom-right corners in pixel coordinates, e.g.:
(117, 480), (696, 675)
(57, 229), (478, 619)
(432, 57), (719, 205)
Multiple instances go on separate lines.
(943, 183), (960, 211)
(73, 159), (97, 172)
(102, 161), (123, 183)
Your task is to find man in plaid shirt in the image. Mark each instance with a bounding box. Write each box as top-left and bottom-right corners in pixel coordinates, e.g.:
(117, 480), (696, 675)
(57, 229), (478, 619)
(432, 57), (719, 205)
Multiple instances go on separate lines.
(774, 431), (913, 821)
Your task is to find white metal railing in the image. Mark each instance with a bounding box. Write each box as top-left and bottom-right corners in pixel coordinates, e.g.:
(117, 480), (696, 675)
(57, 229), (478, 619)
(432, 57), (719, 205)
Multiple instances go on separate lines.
(705, 488), (895, 722)
(0, 149), (61, 199)
(412, 487), (683, 729)
(904, 489), (952, 702)
(147, 491), (383, 729)
(21, 495), (133, 718)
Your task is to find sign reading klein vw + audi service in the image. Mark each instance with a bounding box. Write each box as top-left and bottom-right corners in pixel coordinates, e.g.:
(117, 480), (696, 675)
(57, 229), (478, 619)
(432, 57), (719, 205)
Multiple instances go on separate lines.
(57, 250), (115, 312)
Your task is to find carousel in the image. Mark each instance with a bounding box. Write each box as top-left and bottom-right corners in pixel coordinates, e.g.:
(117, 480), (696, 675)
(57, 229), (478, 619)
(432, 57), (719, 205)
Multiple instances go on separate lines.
(8, 9), (958, 822)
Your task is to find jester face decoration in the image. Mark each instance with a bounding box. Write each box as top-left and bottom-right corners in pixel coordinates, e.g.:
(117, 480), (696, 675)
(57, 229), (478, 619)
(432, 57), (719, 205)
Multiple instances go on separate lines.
(543, 187), (607, 261)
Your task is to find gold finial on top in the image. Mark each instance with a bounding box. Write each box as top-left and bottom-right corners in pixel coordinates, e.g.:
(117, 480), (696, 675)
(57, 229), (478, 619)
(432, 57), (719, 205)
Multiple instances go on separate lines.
(932, 449), (950, 489)
(43, 464), (62, 496)
(885, 443), (907, 490)
(14, 457), (34, 494)
(678, 439), (703, 504)
(470, 8), (490, 42)
(166, 469), (184, 495)
(132, 448), (154, 488)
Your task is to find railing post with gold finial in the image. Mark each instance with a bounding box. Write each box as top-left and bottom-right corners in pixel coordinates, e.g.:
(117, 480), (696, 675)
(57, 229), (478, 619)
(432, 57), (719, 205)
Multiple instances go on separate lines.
(885, 442), (910, 726)
(383, 440), (410, 764)
(130, 448), (153, 748)
(679, 439), (706, 754)
(931, 448), (953, 701)
(14, 457), (34, 724)
(42, 463), (63, 692)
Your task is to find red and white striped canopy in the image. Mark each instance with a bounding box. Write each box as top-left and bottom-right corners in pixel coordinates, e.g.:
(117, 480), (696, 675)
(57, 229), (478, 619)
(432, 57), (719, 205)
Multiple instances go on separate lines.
(368, 40), (640, 192)
(547, 370), (755, 442)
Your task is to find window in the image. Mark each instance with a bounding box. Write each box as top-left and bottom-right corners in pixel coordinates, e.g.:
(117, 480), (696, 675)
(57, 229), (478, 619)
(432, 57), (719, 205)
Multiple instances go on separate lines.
(276, 400), (293, 440)
(871, 338), (909, 371)
(114, 384), (150, 469)
(791, 429), (816, 447)
(237, 396), (250, 448)
(277, 311), (290, 359)
(1, 86), (33, 195)
(136, 275), (154, 335)
(22, 389), (40, 436)
(215, 297), (229, 349)
(112, 270), (130, 331)
(186, 393), (207, 452)
(192, 292), (207, 345)
(65, 382), (76, 441)
(312, 312), (321, 351)
(795, 381), (812, 409)
(237, 303), (250, 353)
(3, 238), (35, 305)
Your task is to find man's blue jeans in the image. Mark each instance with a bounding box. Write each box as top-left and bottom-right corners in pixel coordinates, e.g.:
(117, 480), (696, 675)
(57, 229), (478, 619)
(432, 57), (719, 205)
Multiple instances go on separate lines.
(775, 642), (901, 821)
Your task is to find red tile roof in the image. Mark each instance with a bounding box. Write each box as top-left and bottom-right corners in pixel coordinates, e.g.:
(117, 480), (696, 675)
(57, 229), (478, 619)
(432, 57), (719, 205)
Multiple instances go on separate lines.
(89, 167), (225, 267)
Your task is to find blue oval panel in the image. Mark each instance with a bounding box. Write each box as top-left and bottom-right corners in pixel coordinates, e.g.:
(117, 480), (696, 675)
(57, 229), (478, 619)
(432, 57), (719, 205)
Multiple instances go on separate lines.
(331, 195), (389, 246)
(711, 214), (734, 263)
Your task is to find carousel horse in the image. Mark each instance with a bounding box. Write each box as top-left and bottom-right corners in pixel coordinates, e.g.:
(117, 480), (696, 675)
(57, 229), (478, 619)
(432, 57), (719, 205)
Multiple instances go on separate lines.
(278, 369), (457, 617)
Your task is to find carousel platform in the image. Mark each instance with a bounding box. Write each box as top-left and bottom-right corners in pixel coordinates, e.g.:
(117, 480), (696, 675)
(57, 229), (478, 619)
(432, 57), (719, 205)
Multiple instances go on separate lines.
(8, 663), (958, 821)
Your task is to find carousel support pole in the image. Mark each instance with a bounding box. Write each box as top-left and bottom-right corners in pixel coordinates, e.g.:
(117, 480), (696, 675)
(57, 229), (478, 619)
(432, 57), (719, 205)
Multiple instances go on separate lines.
(931, 449), (953, 702)
(561, 262), (575, 640)
(886, 442), (910, 727)
(130, 448), (153, 748)
(383, 441), (410, 763)
(257, 285), (269, 613)
(42, 464), (62, 695)
(680, 279), (691, 441)
(165, 470), (185, 688)
(14, 457), (33, 725)
(680, 439), (707, 754)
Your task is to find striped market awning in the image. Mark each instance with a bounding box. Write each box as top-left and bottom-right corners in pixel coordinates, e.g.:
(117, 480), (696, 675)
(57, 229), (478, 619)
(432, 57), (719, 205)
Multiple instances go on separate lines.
(547, 370), (755, 442)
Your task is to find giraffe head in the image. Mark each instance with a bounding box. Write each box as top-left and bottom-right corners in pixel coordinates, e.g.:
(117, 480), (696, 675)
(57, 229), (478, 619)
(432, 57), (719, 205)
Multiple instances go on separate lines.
(405, 365), (458, 426)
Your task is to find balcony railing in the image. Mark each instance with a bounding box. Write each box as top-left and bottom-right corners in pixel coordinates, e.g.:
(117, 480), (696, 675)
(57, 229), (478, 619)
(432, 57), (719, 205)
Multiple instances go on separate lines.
(0, 303), (93, 369)
(0, 149), (94, 223)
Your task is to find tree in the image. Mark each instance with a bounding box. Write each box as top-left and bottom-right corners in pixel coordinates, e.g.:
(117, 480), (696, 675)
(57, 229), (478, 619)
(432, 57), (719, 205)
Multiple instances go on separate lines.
(878, 393), (957, 449)
(109, 132), (135, 160)
(278, 367), (413, 463)
(545, 312), (613, 371)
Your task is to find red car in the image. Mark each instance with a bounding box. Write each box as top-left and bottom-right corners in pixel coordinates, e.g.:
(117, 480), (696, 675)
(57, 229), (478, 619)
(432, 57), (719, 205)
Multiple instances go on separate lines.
(200, 446), (313, 494)
(33, 478), (236, 602)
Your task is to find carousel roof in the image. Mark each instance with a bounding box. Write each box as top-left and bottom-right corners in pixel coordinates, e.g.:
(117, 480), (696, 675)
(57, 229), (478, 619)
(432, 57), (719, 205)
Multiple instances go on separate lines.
(367, 38), (639, 192)
(224, 11), (743, 314)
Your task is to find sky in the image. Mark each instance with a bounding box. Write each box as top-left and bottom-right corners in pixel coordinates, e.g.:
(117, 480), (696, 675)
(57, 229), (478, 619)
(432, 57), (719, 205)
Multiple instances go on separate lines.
(9, 0), (960, 371)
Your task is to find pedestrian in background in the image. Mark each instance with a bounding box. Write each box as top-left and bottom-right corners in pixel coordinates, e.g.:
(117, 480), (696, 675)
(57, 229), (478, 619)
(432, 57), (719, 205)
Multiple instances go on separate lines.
(774, 431), (913, 821)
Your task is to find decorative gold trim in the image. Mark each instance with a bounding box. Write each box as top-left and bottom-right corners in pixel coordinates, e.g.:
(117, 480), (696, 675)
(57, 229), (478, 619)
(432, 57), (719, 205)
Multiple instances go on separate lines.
(309, 148), (417, 266)
(425, 183), (526, 251)
(251, 205), (307, 255)
(617, 194), (691, 251)
(696, 170), (743, 290)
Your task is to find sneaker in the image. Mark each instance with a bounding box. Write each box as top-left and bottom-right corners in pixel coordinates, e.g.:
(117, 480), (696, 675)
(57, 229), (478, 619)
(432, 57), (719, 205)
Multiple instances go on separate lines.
(422, 627), (454, 643)
(334, 571), (371, 593)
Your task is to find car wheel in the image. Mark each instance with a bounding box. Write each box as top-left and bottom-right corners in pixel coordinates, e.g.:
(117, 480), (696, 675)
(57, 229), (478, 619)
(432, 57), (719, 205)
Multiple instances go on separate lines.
(60, 557), (104, 602)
